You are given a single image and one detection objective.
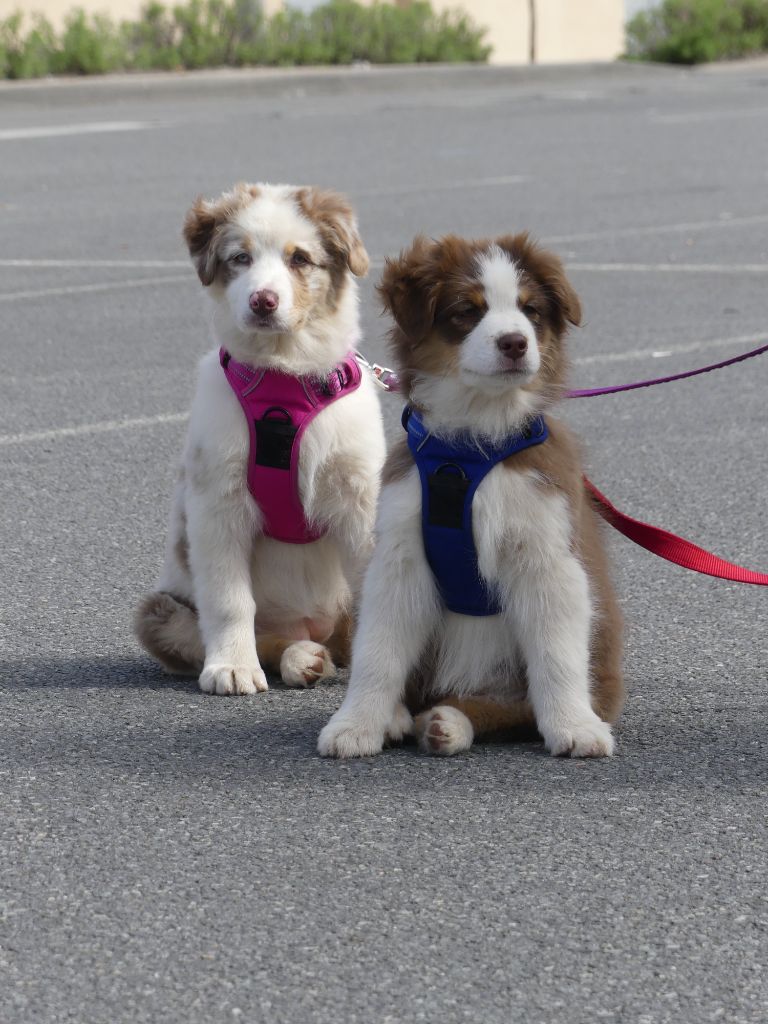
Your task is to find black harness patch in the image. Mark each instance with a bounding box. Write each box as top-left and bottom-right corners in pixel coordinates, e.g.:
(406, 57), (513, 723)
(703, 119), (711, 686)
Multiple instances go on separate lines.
(254, 408), (298, 471)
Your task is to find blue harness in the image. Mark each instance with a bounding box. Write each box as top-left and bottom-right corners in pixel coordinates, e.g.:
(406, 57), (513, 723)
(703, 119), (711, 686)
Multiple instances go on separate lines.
(403, 406), (549, 616)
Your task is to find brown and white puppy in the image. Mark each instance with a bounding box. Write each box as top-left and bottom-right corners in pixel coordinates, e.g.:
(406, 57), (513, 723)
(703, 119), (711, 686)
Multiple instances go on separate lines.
(318, 232), (623, 757)
(135, 183), (386, 694)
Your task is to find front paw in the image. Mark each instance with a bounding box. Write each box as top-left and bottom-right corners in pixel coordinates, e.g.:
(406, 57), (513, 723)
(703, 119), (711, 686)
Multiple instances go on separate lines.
(199, 663), (269, 696)
(415, 705), (473, 756)
(280, 641), (335, 689)
(544, 713), (614, 758)
(318, 713), (385, 758)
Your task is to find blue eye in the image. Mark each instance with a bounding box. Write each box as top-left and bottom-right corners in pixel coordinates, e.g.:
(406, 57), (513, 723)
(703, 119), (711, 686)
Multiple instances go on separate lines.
(231, 252), (252, 266)
(290, 250), (311, 269)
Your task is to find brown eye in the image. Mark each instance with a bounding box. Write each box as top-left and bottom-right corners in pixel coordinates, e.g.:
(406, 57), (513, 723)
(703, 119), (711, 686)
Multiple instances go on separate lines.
(450, 304), (478, 324)
(290, 250), (311, 269)
(522, 303), (540, 320)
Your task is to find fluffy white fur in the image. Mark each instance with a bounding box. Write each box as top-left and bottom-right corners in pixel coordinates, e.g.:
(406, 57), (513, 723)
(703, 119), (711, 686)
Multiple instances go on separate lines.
(150, 184), (386, 695)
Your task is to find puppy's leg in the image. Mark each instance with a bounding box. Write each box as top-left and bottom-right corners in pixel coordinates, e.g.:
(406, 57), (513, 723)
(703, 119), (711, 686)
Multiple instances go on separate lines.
(274, 612), (353, 688)
(324, 610), (352, 669)
(582, 496), (626, 726)
(510, 555), (614, 758)
(415, 696), (536, 756)
(254, 634), (336, 689)
(186, 491), (267, 696)
(135, 477), (205, 675)
(316, 450), (379, 599)
(589, 593), (625, 727)
(318, 479), (440, 758)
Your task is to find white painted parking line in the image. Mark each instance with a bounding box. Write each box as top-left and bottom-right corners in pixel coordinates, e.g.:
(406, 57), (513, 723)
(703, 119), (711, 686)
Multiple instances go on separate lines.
(650, 107), (768, 125)
(356, 175), (527, 197)
(569, 262), (768, 274)
(546, 212), (768, 245)
(3, 258), (767, 278)
(0, 274), (191, 302)
(0, 258), (188, 268)
(0, 412), (189, 447)
(0, 121), (153, 141)
(573, 332), (768, 367)
(2, 333), (765, 447)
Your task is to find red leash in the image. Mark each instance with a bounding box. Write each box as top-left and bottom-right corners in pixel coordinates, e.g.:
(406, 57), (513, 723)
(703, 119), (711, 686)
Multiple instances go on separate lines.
(571, 341), (768, 585)
(584, 478), (768, 586)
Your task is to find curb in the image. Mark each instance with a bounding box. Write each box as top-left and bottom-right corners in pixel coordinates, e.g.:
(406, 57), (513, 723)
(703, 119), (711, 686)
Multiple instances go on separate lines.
(0, 60), (687, 106)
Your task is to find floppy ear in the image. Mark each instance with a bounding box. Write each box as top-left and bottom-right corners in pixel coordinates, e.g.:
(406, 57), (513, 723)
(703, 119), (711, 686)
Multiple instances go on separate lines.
(296, 187), (369, 278)
(497, 232), (582, 330)
(378, 236), (441, 341)
(543, 254), (582, 328)
(182, 197), (220, 286)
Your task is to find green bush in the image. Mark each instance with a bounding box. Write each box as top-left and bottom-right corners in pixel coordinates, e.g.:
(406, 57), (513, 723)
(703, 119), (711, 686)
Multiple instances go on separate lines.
(0, 0), (489, 79)
(1, 12), (58, 78)
(626, 0), (768, 65)
(54, 9), (125, 73)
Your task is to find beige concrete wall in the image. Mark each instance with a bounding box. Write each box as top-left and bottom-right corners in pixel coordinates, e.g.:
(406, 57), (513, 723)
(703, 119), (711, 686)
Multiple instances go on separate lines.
(432, 0), (531, 65)
(534, 0), (624, 63)
(435, 0), (624, 65)
(0, 0), (144, 27)
(1, 0), (624, 64)
(0, 0), (282, 28)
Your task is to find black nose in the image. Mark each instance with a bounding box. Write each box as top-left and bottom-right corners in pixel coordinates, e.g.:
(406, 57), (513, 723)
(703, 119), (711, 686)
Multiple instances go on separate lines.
(496, 332), (528, 358)
(249, 289), (279, 314)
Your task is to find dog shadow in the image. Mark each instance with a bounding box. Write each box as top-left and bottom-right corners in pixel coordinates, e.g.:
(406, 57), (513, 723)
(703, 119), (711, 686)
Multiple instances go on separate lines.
(2, 652), (342, 694)
(3, 656), (767, 790)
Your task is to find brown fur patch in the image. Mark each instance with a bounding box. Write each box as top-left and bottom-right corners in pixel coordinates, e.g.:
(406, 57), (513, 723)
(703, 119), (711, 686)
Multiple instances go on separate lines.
(134, 591), (204, 675)
(182, 182), (260, 286)
(324, 610), (353, 668)
(436, 695), (537, 740)
(295, 187), (369, 281)
(254, 634), (295, 674)
(174, 511), (190, 574)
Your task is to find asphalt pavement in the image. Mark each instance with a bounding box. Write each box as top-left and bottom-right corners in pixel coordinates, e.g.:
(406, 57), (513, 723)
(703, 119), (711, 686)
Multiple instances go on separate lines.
(1, 61), (767, 1024)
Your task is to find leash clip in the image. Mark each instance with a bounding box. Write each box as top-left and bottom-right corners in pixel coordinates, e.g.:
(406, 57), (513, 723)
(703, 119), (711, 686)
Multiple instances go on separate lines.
(355, 350), (400, 392)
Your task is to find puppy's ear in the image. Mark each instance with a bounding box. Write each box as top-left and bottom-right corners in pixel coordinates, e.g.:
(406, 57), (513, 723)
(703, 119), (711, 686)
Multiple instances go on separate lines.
(296, 187), (369, 278)
(497, 232), (582, 330)
(542, 253), (582, 328)
(183, 197), (220, 286)
(378, 236), (440, 340)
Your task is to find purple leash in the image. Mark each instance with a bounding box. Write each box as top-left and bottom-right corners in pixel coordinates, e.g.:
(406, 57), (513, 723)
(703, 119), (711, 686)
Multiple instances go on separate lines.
(358, 341), (768, 398)
(566, 341), (768, 398)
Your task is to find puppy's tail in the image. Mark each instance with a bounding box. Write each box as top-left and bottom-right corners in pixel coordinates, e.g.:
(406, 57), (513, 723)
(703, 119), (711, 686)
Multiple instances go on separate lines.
(134, 591), (205, 676)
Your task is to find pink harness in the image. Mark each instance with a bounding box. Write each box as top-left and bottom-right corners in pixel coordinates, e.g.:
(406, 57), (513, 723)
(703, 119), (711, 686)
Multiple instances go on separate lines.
(220, 348), (362, 543)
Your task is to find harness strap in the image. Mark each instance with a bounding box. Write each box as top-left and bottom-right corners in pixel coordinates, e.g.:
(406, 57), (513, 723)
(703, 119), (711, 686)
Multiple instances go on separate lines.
(404, 407), (549, 615)
(221, 348), (362, 543)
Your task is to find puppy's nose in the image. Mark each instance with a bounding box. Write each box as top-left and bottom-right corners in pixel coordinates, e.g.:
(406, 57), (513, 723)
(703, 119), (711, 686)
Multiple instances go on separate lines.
(249, 289), (279, 314)
(496, 332), (528, 358)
